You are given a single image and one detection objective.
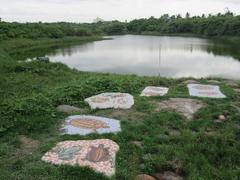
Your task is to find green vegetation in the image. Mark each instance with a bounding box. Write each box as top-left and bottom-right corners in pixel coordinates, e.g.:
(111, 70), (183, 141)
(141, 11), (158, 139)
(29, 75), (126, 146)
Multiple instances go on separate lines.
(0, 36), (240, 179)
(0, 22), (95, 40)
(1, 11), (240, 40)
(126, 12), (240, 36)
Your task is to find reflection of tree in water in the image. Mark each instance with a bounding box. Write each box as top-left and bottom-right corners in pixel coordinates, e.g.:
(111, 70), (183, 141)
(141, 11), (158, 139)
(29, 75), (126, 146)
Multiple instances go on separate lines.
(47, 43), (94, 57)
(12, 37), (240, 63)
(206, 39), (240, 61)
(11, 42), (94, 61)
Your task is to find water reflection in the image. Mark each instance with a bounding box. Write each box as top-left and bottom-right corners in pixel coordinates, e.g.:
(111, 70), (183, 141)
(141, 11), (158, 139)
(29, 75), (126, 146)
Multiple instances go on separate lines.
(22, 35), (240, 79)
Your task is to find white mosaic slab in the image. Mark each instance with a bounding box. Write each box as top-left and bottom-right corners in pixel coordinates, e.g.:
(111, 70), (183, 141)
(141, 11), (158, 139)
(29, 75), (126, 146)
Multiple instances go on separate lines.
(141, 86), (169, 97)
(42, 139), (119, 177)
(60, 115), (121, 135)
(187, 84), (226, 98)
(85, 93), (134, 109)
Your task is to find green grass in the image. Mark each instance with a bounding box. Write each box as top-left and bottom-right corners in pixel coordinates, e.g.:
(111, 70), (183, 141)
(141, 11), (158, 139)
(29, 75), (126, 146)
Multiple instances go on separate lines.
(0, 37), (240, 180)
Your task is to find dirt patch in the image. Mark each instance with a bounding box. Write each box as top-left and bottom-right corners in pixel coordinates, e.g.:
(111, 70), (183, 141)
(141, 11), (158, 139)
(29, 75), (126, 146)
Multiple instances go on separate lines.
(11, 135), (40, 161)
(155, 98), (204, 120)
(19, 135), (40, 155)
(104, 109), (147, 121)
(153, 171), (183, 180)
(167, 158), (183, 174)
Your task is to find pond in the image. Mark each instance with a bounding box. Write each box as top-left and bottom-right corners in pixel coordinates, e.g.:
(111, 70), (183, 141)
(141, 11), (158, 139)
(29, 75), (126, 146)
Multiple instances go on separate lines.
(27, 35), (240, 79)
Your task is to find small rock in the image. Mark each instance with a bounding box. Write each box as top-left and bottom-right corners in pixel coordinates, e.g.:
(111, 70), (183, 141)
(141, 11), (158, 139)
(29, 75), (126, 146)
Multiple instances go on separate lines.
(56, 105), (81, 113)
(224, 80), (239, 88)
(154, 171), (183, 180)
(37, 56), (50, 62)
(205, 128), (215, 136)
(218, 115), (226, 121)
(168, 129), (181, 137)
(132, 141), (143, 149)
(135, 174), (156, 180)
(233, 89), (240, 93)
(207, 80), (221, 84)
(182, 80), (198, 84)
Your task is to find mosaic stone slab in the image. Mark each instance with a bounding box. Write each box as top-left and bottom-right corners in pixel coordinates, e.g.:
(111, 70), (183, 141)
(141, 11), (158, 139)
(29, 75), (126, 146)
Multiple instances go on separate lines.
(42, 139), (119, 177)
(156, 98), (204, 120)
(60, 115), (121, 135)
(85, 93), (134, 109)
(141, 86), (169, 97)
(187, 84), (226, 98)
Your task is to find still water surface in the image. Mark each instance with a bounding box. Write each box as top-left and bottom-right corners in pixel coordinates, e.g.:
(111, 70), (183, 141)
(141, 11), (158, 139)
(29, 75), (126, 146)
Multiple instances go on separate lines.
(38, 35), (240, 79)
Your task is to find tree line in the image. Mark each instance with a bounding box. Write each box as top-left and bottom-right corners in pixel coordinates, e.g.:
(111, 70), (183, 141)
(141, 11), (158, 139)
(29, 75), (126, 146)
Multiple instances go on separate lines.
(0, 11), (240, 40)
(0, 22), (93, 40)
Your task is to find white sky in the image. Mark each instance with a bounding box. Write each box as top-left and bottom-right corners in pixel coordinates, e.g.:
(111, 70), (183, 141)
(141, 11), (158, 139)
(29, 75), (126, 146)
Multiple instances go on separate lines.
(0, 0), (240, 23)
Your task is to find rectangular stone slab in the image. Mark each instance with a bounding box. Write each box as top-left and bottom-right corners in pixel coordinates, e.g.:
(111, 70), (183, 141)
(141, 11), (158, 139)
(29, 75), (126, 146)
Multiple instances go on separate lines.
(140, 86), (169, 97)
(187, 84), (226, 98)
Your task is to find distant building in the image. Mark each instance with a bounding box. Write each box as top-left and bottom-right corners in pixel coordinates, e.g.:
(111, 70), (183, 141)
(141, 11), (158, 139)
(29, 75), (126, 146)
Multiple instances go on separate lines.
(93, 17), (104, 23)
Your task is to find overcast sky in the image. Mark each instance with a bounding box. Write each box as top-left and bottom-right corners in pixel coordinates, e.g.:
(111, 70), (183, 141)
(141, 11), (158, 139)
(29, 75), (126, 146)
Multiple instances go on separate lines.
(1, 0), (240, 23)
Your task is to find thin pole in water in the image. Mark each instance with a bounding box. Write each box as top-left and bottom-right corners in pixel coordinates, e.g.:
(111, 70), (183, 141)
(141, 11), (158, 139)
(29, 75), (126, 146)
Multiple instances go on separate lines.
(158, 44), (161, 79)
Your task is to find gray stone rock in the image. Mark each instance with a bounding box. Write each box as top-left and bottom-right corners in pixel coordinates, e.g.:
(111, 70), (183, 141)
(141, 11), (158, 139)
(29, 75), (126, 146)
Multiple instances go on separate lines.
(37, 56), (50, 62)
(218, 115), (226, 121)
(56, 105), (81, 113)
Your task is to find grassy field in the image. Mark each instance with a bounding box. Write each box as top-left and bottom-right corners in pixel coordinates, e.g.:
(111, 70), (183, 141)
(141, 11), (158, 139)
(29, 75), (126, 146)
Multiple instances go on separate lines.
(0, 37), (240, 180)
